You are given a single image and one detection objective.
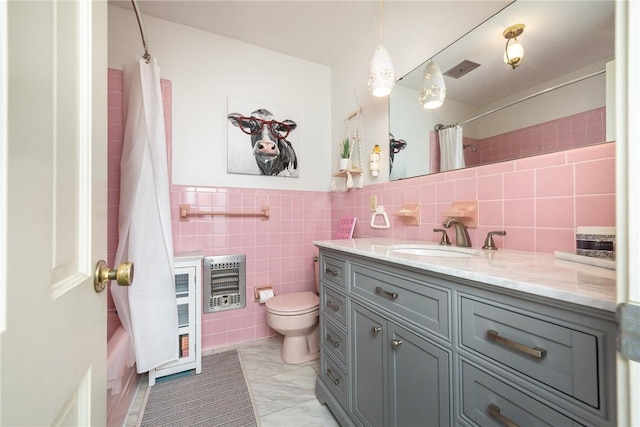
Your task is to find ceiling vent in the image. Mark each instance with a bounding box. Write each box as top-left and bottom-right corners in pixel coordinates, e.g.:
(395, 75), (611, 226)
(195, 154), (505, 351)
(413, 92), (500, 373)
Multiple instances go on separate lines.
(443, 60), (481, 79)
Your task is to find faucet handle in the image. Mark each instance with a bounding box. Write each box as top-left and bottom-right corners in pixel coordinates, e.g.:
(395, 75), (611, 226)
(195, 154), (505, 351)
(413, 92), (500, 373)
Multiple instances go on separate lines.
(482, 231), (506, 250)
(433, 228), (451, 246)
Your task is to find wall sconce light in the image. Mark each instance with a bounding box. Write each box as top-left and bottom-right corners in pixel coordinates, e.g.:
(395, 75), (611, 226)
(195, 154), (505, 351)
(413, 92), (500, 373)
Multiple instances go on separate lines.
(418, 60), (446, 109)
(368, 1), (395, 97)
(503, 23), (525, 69)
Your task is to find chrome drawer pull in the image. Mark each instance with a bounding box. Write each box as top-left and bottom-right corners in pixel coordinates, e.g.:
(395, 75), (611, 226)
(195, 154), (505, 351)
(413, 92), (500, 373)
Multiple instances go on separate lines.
(391, 339), (403, 350)
(325, 267), (339, 276)
(375, 286), (398, 300)
(326, 300), (340, 311)
(371, 326), (381, 336)
(486, 329), (547, 359)
(326, 334), (340, 348)
(488, 403), (519, 427)
(326, 368), (341, 385)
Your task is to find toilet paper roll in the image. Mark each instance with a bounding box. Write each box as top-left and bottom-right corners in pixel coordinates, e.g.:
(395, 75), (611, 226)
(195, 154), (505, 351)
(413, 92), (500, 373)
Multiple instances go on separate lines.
(258, 289), (274, 303)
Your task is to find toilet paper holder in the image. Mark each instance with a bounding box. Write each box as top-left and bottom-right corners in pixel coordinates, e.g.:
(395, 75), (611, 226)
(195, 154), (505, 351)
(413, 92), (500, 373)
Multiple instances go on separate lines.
(254, 285), (274, 302)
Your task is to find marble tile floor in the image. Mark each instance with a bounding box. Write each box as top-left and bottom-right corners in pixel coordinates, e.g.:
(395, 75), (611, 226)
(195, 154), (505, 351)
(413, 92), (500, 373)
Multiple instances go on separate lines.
(124, 336), (340, 427)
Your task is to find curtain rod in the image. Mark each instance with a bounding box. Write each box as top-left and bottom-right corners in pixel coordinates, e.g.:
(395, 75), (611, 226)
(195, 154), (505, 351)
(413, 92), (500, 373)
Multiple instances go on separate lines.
(131, 0), (151, 63)
(435, 69), (605, 131)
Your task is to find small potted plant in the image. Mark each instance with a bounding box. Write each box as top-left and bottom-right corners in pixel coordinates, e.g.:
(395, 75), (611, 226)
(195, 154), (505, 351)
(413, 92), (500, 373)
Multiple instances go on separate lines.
(339, 137), (351, 170)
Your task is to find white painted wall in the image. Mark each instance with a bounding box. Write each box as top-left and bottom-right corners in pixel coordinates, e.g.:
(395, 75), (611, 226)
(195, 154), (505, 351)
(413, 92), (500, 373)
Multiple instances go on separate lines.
(108, 5), (332, 191)
(475, 62), (607, 139)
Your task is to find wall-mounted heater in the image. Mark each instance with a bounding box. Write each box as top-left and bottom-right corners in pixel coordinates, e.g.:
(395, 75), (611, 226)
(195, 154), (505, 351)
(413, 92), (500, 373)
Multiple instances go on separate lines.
(203, 254), (246, 313)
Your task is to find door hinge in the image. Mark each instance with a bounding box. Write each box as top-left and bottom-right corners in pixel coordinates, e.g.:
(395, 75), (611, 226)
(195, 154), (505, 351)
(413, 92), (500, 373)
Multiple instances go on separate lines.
(616, 302), (640, 362)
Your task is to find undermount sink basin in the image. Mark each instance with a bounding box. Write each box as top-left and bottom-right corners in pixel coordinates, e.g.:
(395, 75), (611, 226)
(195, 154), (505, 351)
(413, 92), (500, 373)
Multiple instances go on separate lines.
(387, 245), (480, 258)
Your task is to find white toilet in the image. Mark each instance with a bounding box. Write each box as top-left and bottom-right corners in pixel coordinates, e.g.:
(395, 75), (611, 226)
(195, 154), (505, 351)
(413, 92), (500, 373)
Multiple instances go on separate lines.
(265, 256), (320, 364)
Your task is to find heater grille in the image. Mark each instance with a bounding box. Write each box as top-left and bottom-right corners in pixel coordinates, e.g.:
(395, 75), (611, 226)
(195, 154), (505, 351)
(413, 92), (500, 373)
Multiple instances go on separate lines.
(203, 254), (246, 313)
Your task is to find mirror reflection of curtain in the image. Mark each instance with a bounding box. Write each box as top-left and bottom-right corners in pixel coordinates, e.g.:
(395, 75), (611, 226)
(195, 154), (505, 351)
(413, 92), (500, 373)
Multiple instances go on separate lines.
(438, 125), (465, 172)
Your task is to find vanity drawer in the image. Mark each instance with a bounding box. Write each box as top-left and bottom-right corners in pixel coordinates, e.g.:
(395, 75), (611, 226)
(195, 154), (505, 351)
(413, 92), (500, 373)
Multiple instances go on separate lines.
(322, 317), (347, 365)
(321, 286), (347, 327)
(321, 254), (347, 288)
(320, 352), (348, 407)
(351, 263), (450, 339)
(460, 360), (582, 426)
(460, 296), (600, 408)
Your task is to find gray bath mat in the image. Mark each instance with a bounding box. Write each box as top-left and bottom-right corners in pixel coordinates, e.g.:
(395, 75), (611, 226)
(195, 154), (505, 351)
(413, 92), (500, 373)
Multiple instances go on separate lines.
(140, 349), (259, 427)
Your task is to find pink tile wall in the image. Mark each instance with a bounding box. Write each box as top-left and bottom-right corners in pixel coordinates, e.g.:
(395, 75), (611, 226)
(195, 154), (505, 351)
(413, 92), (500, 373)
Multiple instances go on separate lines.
(332, 142), (615, 253)
(171, 186), (332, 348)
(430, 108), (605, 171)
(473, 107), (605, 166)
(107, 69), (123, 319)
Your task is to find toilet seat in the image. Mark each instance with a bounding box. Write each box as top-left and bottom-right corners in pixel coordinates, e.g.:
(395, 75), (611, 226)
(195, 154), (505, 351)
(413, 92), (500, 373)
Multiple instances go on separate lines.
(265, 292), (319, 316)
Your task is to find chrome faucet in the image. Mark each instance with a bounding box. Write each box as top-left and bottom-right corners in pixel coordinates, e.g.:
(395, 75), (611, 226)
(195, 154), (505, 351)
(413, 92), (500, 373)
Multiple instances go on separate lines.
(442, 218), (472, 247)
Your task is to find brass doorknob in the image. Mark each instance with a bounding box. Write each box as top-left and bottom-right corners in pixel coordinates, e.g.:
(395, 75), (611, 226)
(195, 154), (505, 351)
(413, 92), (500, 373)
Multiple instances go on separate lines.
(94, 260), (134, 293)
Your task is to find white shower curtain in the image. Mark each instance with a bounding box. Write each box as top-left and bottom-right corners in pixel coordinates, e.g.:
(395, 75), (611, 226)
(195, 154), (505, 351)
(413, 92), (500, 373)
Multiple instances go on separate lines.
(438, 125), (465, 172)
(111, 58), (178, 374)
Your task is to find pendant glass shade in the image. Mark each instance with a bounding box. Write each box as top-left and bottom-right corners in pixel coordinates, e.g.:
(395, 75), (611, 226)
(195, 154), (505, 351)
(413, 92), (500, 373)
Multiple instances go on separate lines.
(419, 60), (446, 109)
(504, 38), (524, 68)
(368, 43), (395, 97)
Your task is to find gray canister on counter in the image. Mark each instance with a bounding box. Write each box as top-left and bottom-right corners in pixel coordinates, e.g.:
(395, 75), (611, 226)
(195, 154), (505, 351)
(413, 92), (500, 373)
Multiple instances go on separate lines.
(576, 226), (615, 260)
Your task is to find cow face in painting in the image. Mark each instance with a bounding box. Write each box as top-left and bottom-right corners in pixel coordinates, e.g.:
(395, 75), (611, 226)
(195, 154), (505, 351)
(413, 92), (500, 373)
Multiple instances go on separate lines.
(227, 109), (298, 176)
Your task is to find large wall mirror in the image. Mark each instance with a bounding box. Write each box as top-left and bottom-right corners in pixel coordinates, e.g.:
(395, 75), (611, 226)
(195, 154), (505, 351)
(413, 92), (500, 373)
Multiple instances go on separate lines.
(389, 0), (614, 181)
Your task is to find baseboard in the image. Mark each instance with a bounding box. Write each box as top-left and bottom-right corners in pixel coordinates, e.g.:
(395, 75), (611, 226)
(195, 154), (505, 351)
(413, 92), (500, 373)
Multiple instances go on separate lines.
(315, 378), (354, 427)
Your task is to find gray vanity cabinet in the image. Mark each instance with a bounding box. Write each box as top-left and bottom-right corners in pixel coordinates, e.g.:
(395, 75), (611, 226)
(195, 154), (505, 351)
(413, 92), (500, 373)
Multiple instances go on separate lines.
(351, 286), (451, 426)
(457, 291), (616, 426)
(314, 248), (616, 427)
(351, 295), (451, 427)
(317, 253), (352, 425)
(460, 360), (584, 426)
(389, 323), (451, 427)
(351, 303), (385, 426)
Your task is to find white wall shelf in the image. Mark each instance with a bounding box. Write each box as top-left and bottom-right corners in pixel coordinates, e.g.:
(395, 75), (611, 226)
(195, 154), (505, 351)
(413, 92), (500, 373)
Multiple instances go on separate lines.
(332, 168), (362, 178)
(148, 253), (202, 386)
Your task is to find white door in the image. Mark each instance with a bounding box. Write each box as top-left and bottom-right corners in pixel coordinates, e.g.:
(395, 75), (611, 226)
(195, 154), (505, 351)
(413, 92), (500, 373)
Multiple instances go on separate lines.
(1, 0), (110, 425)
(616, 1), (640, 426)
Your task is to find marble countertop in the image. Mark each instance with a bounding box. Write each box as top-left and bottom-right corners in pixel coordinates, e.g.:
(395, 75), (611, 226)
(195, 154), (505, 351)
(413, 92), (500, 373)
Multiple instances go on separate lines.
(313, 238), (617, 312)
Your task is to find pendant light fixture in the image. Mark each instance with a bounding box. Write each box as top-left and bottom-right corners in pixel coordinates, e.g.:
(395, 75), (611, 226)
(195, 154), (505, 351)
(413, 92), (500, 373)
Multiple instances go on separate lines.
(368, 0), (395, 97)
(418, 60), (446, 109)
(503, 24), (525, 69)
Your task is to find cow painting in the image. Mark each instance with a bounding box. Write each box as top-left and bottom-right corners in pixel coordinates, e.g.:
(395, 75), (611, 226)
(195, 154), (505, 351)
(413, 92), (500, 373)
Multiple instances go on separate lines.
(227, 109), (298, 177)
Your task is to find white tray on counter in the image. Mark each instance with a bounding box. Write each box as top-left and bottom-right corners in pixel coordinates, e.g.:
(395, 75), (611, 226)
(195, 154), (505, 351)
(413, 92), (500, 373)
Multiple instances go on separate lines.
(554, 251), (616, 270)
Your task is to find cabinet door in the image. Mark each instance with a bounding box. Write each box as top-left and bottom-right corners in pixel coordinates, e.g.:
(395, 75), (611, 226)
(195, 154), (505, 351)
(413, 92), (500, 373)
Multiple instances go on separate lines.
(389, 323), (451, 427)
(174, 265), (197, 363)
(352, 303), (387, 427)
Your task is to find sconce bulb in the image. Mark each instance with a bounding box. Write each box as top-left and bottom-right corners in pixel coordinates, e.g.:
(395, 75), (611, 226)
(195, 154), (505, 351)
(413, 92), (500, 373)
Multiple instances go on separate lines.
(368, 43), (395, 97)
(503, 24), (525, 69)
(504, 38), (524, 68)
(419, 60), (446, 109)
